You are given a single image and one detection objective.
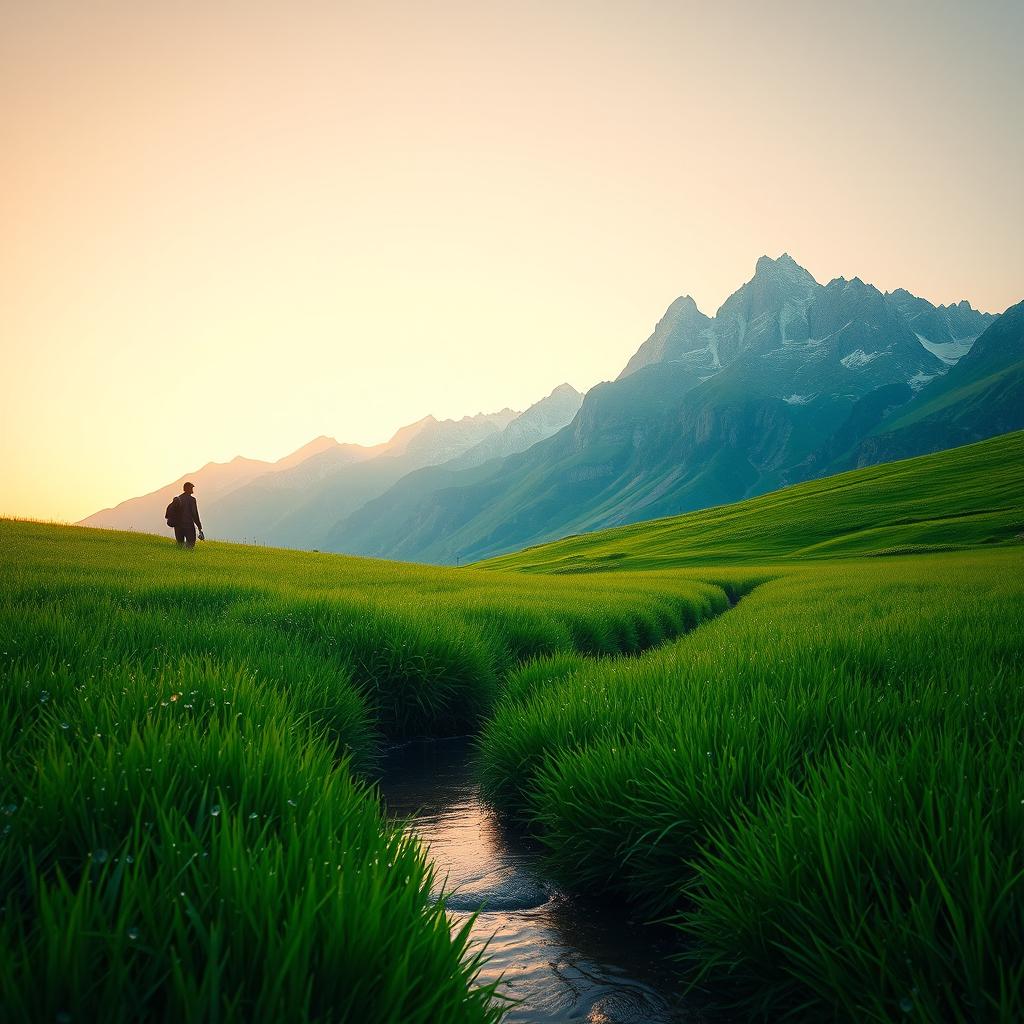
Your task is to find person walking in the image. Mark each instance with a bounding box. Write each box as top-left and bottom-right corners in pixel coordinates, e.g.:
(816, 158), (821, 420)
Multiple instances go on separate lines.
(170, 481), (205, 549)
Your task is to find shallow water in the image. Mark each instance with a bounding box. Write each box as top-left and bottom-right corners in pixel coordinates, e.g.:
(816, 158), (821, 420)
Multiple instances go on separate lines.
(378, 736), (697, 1023)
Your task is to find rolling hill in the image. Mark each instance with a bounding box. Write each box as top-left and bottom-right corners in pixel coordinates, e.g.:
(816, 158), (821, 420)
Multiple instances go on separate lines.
(481, 429), (1024, 571)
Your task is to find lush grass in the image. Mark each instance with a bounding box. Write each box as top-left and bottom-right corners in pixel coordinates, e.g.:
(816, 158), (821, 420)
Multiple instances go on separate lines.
(474, 434), (1024, 1021)
(4, 432), (1022, 1021)
(480, 571), (1023, 1020)
(482, 428), (1024, 571)
(0, 517), (727, 1022)
(1, 659), (494, 1023)
(4, 518), (728, 742)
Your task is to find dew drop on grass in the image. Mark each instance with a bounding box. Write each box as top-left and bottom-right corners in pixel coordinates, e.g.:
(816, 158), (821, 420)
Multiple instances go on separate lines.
(249, 812), (259, 820)
(210, 805), (221, 817)
(92, 849), (109, 864)
(127, 926), (139, 941)
(900, 997), (914, 1013)
(60, 721), (70, 730)
(39, 690), (51, 703)
(1, 804), (16, 816)
(56, 1013), (72, 1024)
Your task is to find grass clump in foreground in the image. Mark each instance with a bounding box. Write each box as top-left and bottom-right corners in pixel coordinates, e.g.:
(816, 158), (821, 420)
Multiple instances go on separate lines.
(1, 659), (493, 1022)
(0, 517), (727, 1022)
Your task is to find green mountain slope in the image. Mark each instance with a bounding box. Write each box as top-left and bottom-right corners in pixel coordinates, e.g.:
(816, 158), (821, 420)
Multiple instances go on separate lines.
(842, 299), (1024, 467)
(481, 430), (1024, 571)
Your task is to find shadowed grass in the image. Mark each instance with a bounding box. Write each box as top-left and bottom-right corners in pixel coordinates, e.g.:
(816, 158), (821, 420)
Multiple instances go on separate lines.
(683, 733), (1024, 1022)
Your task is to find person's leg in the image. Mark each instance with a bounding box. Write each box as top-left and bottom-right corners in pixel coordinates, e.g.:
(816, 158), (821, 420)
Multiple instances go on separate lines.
(174, 525), (187, 546)
(183, 525), (197, 549)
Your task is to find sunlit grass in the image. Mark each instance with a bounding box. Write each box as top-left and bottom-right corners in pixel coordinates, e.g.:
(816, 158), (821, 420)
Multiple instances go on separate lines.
(0, 517), (724, 1022)
(477, 551), (1024, 1020)
(481, 429), (1024, 571)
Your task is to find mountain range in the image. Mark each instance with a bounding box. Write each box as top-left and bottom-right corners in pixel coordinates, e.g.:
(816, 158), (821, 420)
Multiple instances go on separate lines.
(82, 254), (1022, 563)
(82, 386), (583, 547)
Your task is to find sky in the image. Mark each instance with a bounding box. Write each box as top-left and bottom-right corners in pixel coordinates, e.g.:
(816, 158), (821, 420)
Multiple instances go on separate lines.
(2, 0), (1022, 523)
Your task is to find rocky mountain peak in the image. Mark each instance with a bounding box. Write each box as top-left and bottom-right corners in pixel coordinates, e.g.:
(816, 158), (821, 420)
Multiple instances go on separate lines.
(751, 252), (817, 287)
(672, 294), (701, 313)
(726, 253), (819, 313)
(617, 294), (714, 379)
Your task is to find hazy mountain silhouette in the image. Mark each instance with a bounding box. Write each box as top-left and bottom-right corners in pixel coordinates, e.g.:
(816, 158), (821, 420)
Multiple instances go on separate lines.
(80, 434), (349, 533)
(326, 384), (583, 557)
(447, 385), (583, 470)
(205, 410), (519, 548)
(80, 411), (519, 544)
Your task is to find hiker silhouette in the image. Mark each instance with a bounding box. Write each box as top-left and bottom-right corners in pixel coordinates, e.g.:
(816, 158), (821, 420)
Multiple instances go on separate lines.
(171, 482), (205, 549)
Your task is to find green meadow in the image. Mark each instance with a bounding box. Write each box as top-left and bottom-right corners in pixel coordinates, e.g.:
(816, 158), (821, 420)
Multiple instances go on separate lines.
(3, 430), (1023, 1021)
(0, 517), (725, 1022)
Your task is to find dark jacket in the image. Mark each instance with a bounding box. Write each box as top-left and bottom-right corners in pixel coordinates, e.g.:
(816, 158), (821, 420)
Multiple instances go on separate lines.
(177, 493), (202, 530)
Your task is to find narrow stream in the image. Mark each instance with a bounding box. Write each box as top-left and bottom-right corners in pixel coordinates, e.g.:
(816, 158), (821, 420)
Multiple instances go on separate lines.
(378, 736), (697, 1023)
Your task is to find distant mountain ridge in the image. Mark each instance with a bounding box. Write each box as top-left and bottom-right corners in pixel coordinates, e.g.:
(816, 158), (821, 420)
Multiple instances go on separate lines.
(847, 298), (1024, 467)
(80, 396), (574, 547)
(325, 384), (584, 558)
(448, 385), (583, 471)
(620, 254), (992, 385)
(78, 434), (364, 534)
(82, 253), (1017, 566)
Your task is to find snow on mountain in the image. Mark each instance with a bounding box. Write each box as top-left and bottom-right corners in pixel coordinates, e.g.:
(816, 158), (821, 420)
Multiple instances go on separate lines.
(840, 349), (883, 369)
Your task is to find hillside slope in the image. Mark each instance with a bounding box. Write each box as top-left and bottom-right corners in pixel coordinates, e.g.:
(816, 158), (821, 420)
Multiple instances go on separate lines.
(481, 430), (1024, 571)
(846, 299), (1024, 466)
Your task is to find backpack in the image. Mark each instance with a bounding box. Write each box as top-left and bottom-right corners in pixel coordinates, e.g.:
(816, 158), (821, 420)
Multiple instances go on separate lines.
(165, 496), (181, 529)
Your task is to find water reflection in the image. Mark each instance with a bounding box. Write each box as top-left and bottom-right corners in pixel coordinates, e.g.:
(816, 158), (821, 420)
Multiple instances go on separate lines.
(378, 737), (696, 1023)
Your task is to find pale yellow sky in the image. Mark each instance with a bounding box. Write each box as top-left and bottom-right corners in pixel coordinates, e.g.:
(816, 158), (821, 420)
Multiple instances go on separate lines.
(2, 0), (1022, 522)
